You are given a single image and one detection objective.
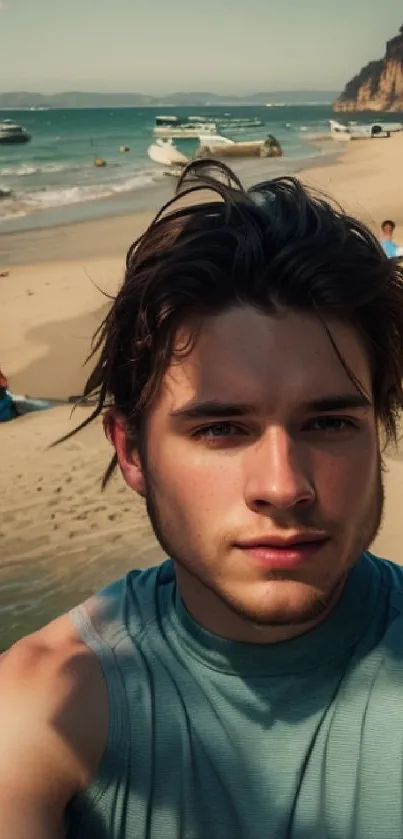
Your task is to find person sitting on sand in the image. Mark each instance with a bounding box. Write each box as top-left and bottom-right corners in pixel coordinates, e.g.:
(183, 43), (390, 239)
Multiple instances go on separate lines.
(380, 218), (403, 258)
(0, 365), (17, 422)
(0, 367), (52, 421)
(4, 161), (403, 838)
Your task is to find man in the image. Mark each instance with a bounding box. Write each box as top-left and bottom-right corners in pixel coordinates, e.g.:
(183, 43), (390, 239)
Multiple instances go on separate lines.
(380, 218), (403, 259)
(2, 162), (403, 839)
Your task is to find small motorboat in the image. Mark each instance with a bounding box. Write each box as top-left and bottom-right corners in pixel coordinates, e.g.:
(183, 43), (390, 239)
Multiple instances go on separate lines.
(153, 115), (217, 138)
(147, 138), (189, 168)
(0, 119), (31, 145)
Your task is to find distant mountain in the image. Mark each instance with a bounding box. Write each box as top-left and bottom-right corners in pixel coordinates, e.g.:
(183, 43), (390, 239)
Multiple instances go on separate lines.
(0, 90), (338, 109)
(334, 25), (403, 112)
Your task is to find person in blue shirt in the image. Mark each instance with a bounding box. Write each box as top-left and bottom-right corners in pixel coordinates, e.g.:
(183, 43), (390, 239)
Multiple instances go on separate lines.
(381, 219), (400, 258)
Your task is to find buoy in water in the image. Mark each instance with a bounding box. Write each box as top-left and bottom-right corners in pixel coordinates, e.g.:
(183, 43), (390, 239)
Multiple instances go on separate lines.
(94, 158), (106, 167)
(120, 145), (130, 152)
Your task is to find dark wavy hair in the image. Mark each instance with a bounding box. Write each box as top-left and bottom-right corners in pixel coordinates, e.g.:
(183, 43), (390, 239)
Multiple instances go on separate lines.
(381, 219), (396, 233)
(60, 160), (403, 485)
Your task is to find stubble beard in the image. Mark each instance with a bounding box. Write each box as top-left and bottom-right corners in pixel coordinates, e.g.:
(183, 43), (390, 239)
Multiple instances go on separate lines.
(144, 468), (385, 630)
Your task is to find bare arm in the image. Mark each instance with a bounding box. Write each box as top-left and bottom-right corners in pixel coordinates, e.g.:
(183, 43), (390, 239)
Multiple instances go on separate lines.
(0, 616), (108, 838)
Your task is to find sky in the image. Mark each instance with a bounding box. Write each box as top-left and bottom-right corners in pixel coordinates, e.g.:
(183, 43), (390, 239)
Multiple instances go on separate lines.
(0, 0), (402, 95)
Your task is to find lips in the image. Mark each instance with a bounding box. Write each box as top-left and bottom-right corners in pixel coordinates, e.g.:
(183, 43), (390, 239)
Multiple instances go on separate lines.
(237, 533), (328, 550)
(235, 534), (328, 570)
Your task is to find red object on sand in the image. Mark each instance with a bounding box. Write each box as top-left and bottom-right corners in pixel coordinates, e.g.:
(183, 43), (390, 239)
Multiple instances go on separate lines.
(0, 367), (9, 390)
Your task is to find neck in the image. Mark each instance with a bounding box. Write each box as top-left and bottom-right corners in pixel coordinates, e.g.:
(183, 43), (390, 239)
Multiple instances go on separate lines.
(175, 567), (347, 645)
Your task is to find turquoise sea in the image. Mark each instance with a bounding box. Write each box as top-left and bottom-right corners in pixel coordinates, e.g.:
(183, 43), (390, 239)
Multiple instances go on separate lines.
(0, 104), (347, 232)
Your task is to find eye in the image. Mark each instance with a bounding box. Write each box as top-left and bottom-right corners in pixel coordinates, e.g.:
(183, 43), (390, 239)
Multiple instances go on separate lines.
(193, 422), (247, 441)
(306, 417), (357, 433)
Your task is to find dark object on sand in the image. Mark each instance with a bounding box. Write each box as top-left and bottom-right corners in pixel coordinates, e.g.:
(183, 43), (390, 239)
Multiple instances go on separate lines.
(260, 134), (283, 157)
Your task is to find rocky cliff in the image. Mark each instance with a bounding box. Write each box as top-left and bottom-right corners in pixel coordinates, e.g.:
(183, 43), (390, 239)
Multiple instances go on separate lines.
(334, 26), (403, 112)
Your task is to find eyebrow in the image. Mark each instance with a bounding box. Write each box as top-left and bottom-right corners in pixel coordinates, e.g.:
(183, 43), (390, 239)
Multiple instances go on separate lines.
(170, 401), (258, 420)
(169, 393), (372, 421)
(304, 394), (372, 412)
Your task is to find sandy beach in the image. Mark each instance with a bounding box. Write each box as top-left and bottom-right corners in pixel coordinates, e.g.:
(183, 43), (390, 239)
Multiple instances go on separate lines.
(302, 134), (403, 233)
(2, 133), (403, 647)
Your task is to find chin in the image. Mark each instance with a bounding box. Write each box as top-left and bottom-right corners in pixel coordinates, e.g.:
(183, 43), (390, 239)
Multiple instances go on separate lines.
(226, 578), (337, 628)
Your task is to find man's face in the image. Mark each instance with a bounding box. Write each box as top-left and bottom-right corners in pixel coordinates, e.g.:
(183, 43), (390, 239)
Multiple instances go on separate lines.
(382, 223), (394, 240)
(114, 306), (382, 642)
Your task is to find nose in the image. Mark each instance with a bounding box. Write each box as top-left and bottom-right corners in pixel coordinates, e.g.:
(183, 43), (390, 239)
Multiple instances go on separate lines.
(244, 426), (315, 512)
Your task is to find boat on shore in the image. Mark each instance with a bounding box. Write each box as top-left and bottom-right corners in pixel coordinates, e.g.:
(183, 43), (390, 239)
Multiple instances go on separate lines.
(147, 131), (283, 174)
(197, 133), (282, 158)
(329, 119), (402, 142)
(147, 138), (189, 168)
(0, 119), (31, 145)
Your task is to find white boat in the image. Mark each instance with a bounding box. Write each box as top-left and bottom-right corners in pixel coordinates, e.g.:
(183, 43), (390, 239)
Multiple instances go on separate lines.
(218, 117), (264, 129)
(329, 119), (402, 142)
(198, 134), (235, 149)
(153, 115), (217, 138)
(349, 120), (402, 134)
(198, 133), (282, 159)
(187, 115), (209, 123)
(329, 120), (352, 142)
(147, 138), (189, 168)
(0, 119), (31, 144)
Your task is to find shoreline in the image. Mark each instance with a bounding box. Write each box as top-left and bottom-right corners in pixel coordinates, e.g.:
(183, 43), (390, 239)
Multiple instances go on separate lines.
(0, 143), (342, 267)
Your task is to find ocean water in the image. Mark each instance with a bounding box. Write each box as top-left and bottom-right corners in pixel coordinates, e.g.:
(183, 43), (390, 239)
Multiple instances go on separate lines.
(0, 104), (338, 231)
(0, 105), (400, 232)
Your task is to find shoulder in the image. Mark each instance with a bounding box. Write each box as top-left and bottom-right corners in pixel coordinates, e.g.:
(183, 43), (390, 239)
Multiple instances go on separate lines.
(368, 552), (403, 591)
(72, 559), (174, 645)
(0, 613), (108, 799)
(367, 552), (403, 640)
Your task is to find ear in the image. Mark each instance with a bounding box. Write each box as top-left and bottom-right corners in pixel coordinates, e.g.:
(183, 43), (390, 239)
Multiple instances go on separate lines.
(104, 410), (146, 497)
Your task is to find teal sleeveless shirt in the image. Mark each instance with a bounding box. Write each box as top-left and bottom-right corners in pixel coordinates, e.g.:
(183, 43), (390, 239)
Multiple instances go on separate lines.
(66, 553), (403, 839)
